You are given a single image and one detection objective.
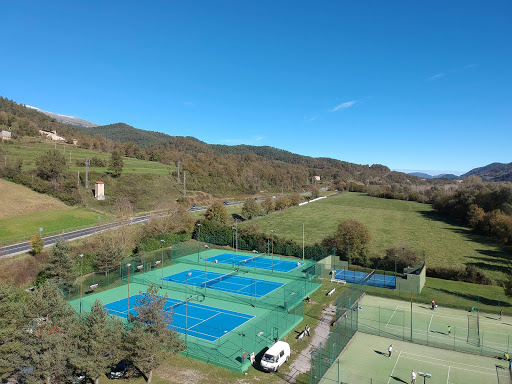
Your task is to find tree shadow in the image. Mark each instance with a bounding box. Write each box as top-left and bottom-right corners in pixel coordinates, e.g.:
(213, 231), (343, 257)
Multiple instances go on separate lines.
(437, 287), (512, 308)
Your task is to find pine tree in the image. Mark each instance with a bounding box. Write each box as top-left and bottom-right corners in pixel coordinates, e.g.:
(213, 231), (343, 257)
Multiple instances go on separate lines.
(73, 300), (125, 384)
(127, 285), (185, 383)
(45, 238), (74, 288)
(14, 282), (78, 384)
(108, 151), (124, 177)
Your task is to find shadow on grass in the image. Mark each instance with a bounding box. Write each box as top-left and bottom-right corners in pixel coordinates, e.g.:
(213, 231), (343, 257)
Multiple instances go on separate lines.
(436, 288), (512, 308)
(390, 376), (408, 383)
(374, 350), (388, 357)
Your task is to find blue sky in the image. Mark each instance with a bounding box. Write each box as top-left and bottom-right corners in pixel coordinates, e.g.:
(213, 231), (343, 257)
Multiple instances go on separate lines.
(1, 1), (511, 175)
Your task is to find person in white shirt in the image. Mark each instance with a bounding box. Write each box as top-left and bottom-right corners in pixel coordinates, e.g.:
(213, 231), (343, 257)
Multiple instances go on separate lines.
(388, 344), (394, 358)
(411, 369), (416, 383)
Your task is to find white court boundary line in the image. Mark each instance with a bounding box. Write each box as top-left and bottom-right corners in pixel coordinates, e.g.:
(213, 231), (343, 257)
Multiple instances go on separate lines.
(385, 306), (399, 329)
(400, 351), (496, 375)
(447, 366), (450, 384)
(387, 351), (401, 384)
(428, 313), (434, 331)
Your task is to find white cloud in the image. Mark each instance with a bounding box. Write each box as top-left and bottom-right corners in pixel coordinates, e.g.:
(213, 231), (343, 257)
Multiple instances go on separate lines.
(330, 101), (356, 112)
(427, 73), (446, 81)
(223, 136), (264, 145)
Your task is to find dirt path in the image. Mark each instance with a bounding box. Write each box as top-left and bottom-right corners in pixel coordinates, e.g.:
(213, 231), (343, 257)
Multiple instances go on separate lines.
(284, 303), (336, 383)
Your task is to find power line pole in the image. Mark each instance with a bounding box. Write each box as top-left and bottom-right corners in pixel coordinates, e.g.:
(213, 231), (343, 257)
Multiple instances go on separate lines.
(177, 160), (180, 184)
(183, 171), (186, 195)
(85, 158), (90, 188)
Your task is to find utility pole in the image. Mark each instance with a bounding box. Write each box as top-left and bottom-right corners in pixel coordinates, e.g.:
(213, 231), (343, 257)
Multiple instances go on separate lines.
(183, 171), (186, 195)
(177, 160), (180, 183)
(85, 159), (90, 188)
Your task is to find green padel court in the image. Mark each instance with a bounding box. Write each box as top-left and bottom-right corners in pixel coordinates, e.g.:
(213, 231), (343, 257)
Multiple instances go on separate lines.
(321, 332), (505, 384)
(358, 295), (512, 358)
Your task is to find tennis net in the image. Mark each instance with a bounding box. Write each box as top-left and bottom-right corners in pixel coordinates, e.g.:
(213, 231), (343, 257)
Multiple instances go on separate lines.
(361, 270), (375, 284)
(237, 253), (265, 266)
(165, 294), (202, 313)
(200, 270), (238, 288)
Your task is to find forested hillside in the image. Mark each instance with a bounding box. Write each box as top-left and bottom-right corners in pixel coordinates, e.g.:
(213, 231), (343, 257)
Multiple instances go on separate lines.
(0, 96), (431, 197)
(462, 162), (512, 182)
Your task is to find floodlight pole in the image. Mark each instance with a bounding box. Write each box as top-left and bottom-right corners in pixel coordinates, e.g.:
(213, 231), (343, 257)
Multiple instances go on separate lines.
(235, 219), (238, 252)
(204, 245), (208, 293)
(161, 239), (165, 281)
(410, 274), (413, 342)
(302, 222), (305, 261)
(394, 254), (397, 279)
(270, 230), (276, 272)
(197, 223), (201, 262)
(185, 272), (192, 343)
(127, 263), (132, 312)
(347, 240), (350, 267)
(79, 254), (84, 315)
(232, 226), (236, 267)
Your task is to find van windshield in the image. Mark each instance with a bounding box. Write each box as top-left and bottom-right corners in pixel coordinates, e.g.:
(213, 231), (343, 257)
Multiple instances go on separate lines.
(262, 354), (276, 363)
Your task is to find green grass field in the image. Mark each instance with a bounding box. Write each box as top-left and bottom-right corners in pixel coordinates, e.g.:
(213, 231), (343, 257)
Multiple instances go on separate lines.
(0, 208), (103, 244)
(321, 332), (505, 384)
(3, 139), (173, 175)
(245, 192), (512, 282)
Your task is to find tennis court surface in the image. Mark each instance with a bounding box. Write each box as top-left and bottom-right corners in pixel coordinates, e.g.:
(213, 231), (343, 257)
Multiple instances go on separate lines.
(333, 269), (396, 288)
(161, 269), (284, 298)
(204, 252), (303, 273)
(104, 294), (253, 342)
(321, 332), (503, 384)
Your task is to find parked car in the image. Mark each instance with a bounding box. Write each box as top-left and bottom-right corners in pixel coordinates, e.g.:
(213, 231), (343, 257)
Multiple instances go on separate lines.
(260, 341), (290, 372)
(109, 362), (127, 379)
(191, 205), (199, 209)
(223, 201), (229, 205)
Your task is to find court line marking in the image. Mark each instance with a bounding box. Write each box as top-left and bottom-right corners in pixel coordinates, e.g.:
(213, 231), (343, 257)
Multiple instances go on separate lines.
(367, 321), (506, 349)
(400, 354), (495, 376)
(385, 306), (399, 329)
(428, 313), (434, 331)
(387, 350), (401, 384)
(447, 365), (450, 384)
(401, 351), (496, 372)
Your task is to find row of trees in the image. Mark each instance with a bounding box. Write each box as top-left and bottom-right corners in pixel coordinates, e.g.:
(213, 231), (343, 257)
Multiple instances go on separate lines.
(0, 282), (184, 384)
(432, 177), (512, 245)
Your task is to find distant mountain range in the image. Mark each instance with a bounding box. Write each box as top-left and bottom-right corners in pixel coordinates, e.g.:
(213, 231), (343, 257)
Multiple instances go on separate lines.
(25, 105), (99, 128)
(462, 162), (512, 182)
(407, 172), (460, 180)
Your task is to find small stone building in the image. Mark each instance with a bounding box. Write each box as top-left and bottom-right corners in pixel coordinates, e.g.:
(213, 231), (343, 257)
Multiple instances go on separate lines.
(95, 181), (105, 200)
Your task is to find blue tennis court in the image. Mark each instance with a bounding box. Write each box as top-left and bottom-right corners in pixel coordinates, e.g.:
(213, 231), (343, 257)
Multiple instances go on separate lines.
(204, 253), (303, 273)
(333, 269), (396, 289)
(161, 269), (284, 298)
(104, 294), (253, 342)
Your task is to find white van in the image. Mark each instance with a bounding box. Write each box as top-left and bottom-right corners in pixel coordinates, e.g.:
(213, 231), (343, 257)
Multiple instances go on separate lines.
(260, 341), (290, 372)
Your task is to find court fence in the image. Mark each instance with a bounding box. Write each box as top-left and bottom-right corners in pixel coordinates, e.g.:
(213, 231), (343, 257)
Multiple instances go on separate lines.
(184, 301), (304, 371)
(310, 282), (366, 384)
(357, 304), (512, 358)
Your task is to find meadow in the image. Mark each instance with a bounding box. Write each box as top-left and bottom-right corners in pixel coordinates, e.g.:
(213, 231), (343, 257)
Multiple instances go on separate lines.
(245, 192), (512, 282)
(2, 138), (173, 175)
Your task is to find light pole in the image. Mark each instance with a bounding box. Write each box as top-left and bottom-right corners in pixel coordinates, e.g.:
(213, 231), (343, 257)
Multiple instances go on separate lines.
(204, 244), (209, 293)
(197, 223), (202, 262)
(302, 222), (305, 261)
(418, 372), (432, 384)
(235, 219), (238, 252)
(394, 253), (397, 279)
(270, 230), (276, 272)
(79, 254), (84, 315)
(185, 272), (192, 343)
(160, 239), (165, 281)
(127, 263), (132, 312)
(232, 226), (236, 267)
(347, 240), (351, 268)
